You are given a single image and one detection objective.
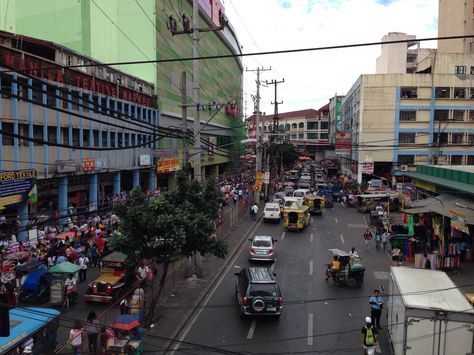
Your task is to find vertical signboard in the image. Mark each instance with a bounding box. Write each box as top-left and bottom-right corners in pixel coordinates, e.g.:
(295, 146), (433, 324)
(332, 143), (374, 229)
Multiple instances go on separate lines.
(335, 100), (343, 133)
(335, 132), (351, 156)
(0, 170), (37, 209)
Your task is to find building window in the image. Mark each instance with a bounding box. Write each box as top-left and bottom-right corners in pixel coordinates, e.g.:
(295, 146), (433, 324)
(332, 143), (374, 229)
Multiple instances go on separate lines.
(285, 124), (290, 131)
(435, 87), (450, 98)
(33, 125), (43, 146)
(468, 155), (474, 165)
(470, 88), (474, 99)
(406, 67), (415, 74)
(298, 122), (304, 129)
(291, 123), (297, 129)
(434, 110), (449, 121)
(454, 88), (466, 98)
(398, 155), (414, 164)
(320, 133), (329, 140)
(452, 133), (464, 144)
(307, 133), (318, 140)
(263, 126), (267, 131)
(453, 110), (465, 121)
(2, 122), (14, 145)
(468, 134), (474, 144)
(399, 133), (416, 144)
(278, 124), (284, 131)
(406, 55), (416, 63)
(401, 87), (417, 98)
(469, 111), (474, 121)
(471, 66), (474, 75)
(47, 126), (56, 144)
(400, 110), (416, 121)
(451, 155), (463, 165)
(320, 122), (329, 130)
(433, 133), (449, 144)
(307, 122), (318, 130)
(298, 133), (304, 139)
(72, 128), (80, 146)
(455, 66), (466, 75)
(291, 134), (297, 139)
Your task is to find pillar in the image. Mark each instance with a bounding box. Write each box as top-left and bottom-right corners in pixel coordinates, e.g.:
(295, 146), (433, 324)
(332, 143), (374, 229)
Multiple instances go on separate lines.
(148, 169), (156, 192)
(58, 176), (68, 227)
(133, 170), (140, 189)
(17, 203), (29, 242)
(113, 172), (121, 196)
(89, 174), (98, 212)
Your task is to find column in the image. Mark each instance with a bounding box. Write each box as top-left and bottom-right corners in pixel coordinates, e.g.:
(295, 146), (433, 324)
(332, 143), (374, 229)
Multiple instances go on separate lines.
(58, 176), (68, 227)
(113, 172), (121, 196)
(89, 174), (98, 212)
(17, 203), (29, 242)
(148, 169), (156, 192)
(133, 170), (140, 188)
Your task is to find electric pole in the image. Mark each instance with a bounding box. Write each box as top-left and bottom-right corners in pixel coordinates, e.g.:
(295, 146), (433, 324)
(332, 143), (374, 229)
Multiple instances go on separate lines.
(247, 66), (271, 202)
(181, 71), (189, 173)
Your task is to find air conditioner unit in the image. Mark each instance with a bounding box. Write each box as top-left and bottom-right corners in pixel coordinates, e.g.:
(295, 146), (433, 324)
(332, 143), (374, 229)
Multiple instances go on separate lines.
(400, 165), (408, 172)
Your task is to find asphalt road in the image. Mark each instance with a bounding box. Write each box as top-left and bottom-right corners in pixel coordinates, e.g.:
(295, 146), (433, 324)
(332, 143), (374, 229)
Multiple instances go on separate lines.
(172, 204), (392, 355)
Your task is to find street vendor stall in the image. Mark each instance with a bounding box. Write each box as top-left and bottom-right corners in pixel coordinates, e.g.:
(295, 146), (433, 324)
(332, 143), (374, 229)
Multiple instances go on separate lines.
(48, 261), (81, 311)
(108, 314), (143, 355)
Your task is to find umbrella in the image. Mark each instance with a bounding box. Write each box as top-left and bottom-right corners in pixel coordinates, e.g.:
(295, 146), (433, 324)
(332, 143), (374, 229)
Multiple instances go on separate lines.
(112, 314), (140, 331)
(48, 261), (82, 274)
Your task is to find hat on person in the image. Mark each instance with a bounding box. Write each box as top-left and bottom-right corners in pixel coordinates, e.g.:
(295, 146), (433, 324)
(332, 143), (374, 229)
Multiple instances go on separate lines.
(23, 346), (33, 354)
(365, 316), (372, 324)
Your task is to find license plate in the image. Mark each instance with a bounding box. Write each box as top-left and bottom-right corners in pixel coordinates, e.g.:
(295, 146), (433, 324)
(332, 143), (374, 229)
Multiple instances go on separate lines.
(267, 306), (276, 311)
(256, 251), (266, 255)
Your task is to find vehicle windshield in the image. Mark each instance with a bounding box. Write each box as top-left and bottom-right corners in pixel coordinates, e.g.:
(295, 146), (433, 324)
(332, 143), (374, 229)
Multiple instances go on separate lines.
(265, 206), (279, 211)
(249, 283), (278, 297)
(293, 191), (305, 197)
(253, 239), (272, 247)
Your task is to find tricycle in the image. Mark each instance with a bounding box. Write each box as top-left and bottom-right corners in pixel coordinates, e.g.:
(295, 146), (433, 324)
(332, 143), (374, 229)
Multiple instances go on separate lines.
(325, 249), (365, 287)
(48, 261), (81, 312)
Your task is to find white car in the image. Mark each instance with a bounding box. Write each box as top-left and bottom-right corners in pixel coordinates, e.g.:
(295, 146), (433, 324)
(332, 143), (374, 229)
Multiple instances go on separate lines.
(293, 189), (310, 201)
(263, 203), (281, 223)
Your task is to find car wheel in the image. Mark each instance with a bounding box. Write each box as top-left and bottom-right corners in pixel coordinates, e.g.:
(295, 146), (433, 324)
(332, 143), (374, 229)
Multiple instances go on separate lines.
(252, 297), (266, 313)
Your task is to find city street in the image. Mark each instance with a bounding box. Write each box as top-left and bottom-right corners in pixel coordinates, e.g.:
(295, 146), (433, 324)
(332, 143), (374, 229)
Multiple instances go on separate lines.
(159, 204), (392, 354)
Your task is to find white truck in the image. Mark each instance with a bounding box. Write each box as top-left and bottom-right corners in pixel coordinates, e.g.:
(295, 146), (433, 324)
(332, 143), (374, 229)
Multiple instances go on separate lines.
(388, 267), (474, 355)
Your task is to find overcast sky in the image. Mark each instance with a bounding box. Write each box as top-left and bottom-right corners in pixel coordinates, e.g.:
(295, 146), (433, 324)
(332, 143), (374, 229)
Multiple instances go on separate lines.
(224, 0), (438, 117)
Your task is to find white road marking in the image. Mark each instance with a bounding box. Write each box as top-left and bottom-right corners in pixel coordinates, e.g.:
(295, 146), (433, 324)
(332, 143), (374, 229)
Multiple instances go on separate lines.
(307, 313), (314, 345)
(309, 260), (313, 276)
(247, 319), (257, 339)
(334, 217), (339, 223)
(310, 233), (314, 242)
(340, 234), (345, 244)
(373, 271), (389, 280)
(271, 258), (277, 272)
(281, 231), (285, 240)
(363, 216), (368, 225)
(347, 223), (368, 228)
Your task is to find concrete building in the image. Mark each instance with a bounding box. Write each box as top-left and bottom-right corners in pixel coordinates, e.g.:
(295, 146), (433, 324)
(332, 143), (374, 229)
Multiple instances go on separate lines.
(376, 32), (435, 74)
(0, 30), (159, 240)
(0, 0), (244, 186)
(340, 52), (474, 184)
(438, 0), (474, 54)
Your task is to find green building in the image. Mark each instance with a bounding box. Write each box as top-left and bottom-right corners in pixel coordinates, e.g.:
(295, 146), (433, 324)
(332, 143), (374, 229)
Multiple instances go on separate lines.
(0, 0), (244, 186)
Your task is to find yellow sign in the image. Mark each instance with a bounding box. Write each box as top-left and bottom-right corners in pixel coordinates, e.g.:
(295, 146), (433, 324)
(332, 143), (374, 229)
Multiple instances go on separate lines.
(450, 209), (470, 235)
(413, 179), (436, 193)
(254, 171), (265, 192)
(157, 158), (181, 174)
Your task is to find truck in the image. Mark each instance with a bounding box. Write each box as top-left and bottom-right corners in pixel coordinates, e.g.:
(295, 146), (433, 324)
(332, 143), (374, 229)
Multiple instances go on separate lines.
(388, 267), (474, 355)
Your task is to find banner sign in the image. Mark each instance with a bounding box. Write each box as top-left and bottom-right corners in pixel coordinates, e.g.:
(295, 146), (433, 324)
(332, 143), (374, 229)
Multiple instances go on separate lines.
(335, 132), (351, 156)
(362, 162), (374, 174)
(450, 209), (470, 235)
(0, 170), (37, 209)
(254, 171), (265, 192)
(157, 158), (181, 174)
(82, 158), (96, 172)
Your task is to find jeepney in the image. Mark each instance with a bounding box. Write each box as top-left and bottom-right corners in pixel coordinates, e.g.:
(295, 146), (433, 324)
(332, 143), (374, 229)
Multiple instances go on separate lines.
(304, 195), (325, 215)
(283, 200), (310, 232)
(84, 251), (130, 303)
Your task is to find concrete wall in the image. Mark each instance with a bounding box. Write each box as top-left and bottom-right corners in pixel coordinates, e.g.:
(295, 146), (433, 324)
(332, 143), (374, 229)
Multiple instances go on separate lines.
(438, 0), (474, 54)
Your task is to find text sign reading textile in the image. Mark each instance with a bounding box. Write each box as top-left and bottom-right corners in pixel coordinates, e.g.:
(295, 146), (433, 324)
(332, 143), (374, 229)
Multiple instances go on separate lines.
(0, 170), (37, 208)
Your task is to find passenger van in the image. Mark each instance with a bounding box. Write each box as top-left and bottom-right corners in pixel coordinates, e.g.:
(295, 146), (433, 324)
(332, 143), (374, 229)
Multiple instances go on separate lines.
(292, 189), (310, 201)
(263, 202), (281, 223)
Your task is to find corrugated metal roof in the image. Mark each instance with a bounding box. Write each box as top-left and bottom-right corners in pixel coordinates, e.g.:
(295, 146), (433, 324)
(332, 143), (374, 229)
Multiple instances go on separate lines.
(406, 171), (474, 195)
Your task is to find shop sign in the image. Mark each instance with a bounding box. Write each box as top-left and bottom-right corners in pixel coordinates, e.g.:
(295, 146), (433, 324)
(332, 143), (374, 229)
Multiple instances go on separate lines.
(0, 170), (37, 209)
(56, 160), (77, 174)
(95, 159), (107, 170)
(450, 209), (470, 235)
(254, 171), (265, 192)
(157, 158), (181, 174)
(82, 158), (96, 172)
(263, 171), (270, 184)
(335, 132), (351, 156)
(362, 162), (374, 174)
(139, 154), (151, 166)
(413, 179), (436, 193)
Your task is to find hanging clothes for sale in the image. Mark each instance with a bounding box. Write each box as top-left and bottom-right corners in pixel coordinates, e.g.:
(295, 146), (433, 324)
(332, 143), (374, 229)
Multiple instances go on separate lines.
(402, 213), (408, 224)
(419, 214), (425, 226)
(408, 214), (414, 236)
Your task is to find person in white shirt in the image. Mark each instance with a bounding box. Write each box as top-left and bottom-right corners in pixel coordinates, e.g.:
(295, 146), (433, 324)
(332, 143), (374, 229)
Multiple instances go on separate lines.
(64, 274), (77, 295)
(78, 255), (89, 283)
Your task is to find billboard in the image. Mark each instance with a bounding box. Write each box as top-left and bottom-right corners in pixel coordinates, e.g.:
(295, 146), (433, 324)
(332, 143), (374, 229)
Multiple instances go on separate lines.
(335, 132), (351, 156)
(0, 170), (37, 209)
(157, 158), (181, 174)
(335, 100), (343, 133)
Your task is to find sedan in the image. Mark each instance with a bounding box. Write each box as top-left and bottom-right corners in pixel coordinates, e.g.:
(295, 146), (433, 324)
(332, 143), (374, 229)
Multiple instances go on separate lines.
(248, 235), (277, 262)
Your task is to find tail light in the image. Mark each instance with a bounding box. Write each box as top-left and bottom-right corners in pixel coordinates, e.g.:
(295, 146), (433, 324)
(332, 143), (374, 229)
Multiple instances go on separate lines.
(277, 296), (283, 305)
(268, 248), (274, 254)
(249, 248), (255, 254)
(242, 296), (248, 304)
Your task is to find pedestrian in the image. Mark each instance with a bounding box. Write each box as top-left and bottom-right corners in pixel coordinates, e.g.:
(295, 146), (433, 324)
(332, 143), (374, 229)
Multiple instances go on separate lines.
(89, 243), (100, 267)
(341, 195), (347, 207)
(369, 289), (384, 329)
(233, 194), (238, 205)
(381, 230), (389, 253)
(361, 316), (378, 355)
(99, 327), (108, 354)
(238, 188), (243, 200)
(249, 203), (254, 220)
(69, 321), (84, 355)
(374, 230), (381, 251)
(78, 254), (89, 282)
(423, 253), (432, 269)
(137, 262), (147, 288)
(120, 298), (130, 314)
(84, 311), (100, 355)
(252, 203), (259, 221)
(363, 229), (373, 250)
(391, 246), (401, 266)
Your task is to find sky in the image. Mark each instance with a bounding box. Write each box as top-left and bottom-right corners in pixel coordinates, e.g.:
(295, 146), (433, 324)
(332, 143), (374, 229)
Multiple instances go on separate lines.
(223, 0), (439, 117)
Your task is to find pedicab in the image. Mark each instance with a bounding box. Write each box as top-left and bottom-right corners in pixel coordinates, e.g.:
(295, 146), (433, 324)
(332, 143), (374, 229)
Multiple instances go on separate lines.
(324, 249), (365, 286)
(108, 314), (143, 354)
(17, 262), (52, 304)
(48, 261), (81, 311)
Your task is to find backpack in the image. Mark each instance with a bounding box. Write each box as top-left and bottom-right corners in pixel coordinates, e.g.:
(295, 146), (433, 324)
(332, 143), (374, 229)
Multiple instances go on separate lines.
(365, 325), (375, 346)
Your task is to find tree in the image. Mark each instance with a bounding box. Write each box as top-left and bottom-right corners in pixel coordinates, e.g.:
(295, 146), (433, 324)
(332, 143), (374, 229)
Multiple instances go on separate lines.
(110, 172), (228, 325)
(266, 141), (300, 170)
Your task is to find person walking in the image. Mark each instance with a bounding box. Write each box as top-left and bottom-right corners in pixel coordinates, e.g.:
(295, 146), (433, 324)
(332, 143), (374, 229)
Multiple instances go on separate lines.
(381, 230), (389, 253)
(361, 316), (378, 355)
(363, 229), (373, 250)
(391, 246), (401, 266)
(69, 321), (84, 355)
(369, 289), (384, 329)
(78, 254), (89, 283)
(89, 243), (100, 268)
(252, 203), (259, 221)
(374, 230), (381, 251)
(84, 311), (100, 355)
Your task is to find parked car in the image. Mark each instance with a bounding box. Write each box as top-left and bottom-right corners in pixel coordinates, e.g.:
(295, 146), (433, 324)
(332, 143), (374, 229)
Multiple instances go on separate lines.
(263, 202), (281, 223)
(248, 236), (277, 262)
(234, 266), (283, 318)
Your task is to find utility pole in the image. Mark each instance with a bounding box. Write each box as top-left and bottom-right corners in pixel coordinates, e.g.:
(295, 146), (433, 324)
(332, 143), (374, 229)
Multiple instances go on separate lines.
(181, 71), (189, 173)
(247, 67), (271, 202)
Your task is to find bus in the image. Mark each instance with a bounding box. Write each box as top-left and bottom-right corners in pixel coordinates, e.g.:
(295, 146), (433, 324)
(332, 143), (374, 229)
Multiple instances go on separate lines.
(356, 193), (400, 213)
(0, 307), (60, 355)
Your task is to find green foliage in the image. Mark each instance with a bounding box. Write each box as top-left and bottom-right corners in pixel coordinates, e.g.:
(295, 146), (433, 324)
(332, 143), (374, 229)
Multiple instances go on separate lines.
(267, 142), (299, 167)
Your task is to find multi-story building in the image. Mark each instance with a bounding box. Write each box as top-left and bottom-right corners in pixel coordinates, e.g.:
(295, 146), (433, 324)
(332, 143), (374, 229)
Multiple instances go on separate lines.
(0, 30), (159, 239)
(340, 52), (474, 183)
(0, 0), (244, 186)
(438, 0), (474, 54)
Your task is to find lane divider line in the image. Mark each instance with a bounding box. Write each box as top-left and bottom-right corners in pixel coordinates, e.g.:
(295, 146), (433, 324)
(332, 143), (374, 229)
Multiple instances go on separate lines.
(271, 258), (277, 272)
(247, 319), (257, 339)
(309, 260), (313, 276)
(335, 217), (339, 223)
(340, 234), (345, 244)
(310, 233), (314, 242)
(307, 313), (314, 345)
(281, 231), (285, 240)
